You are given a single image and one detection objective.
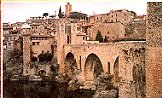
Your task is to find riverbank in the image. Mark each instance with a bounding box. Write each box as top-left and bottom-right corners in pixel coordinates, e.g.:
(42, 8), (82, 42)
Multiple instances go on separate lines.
(4, 81), (95, 98)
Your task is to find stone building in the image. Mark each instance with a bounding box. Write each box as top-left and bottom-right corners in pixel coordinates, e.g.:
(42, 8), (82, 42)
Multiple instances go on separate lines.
(107, 9), (136, 25)
(22, 20), (57, 76)
(89, 13), (107, 24)
(88, 9), (145, 42)
(55, 17), (146, 98)
(90, 9), (136, 25)
(30, 35), (54, 58)
(8, 2), (152, 98)
(3, 23), (23, 51)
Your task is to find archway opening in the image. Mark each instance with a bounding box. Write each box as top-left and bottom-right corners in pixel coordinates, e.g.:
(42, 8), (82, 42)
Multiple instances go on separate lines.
(64, 52), (77, 78)
(38, 70), (46, 76)
(114, 56), (119, 82)
(84, 53), (103, 81)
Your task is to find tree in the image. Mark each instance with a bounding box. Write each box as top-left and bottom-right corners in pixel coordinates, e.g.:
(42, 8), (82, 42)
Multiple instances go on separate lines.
(43, 13), (49, 17)
(38, 50), (45, 62)
(58, 6), (64, 18)
(104, 36), (108, 42)
(68, 12), (88, 19)
(31, 56), (37, 62)
(95, 30), (103, 42)
(49, 15), (55, 18)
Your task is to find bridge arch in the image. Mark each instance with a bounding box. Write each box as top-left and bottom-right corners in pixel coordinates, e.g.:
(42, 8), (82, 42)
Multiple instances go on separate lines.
(84, 53), (103, 81)
(64, 52), (77, 78)
(114, 56), (119, 82)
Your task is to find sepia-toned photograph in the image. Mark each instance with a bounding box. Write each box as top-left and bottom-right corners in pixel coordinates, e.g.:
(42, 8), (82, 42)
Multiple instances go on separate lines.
(1, 0), (162, 98)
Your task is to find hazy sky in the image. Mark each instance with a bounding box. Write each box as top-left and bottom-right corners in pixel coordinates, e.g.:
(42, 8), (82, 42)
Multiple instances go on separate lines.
(2, 1), (147, 23)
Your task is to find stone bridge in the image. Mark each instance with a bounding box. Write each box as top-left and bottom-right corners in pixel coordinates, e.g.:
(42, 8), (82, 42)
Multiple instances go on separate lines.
(59, 41), (145, 83)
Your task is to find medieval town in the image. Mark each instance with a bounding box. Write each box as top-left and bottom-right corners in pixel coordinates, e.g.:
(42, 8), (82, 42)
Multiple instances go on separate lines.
(2, 2), (162, 98)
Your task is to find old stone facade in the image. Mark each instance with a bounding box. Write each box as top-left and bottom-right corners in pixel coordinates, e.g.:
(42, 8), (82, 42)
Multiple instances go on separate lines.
(22, 18), (57, 76)
(146, 2), (162, 98)
(17, 3), (148, 97)
(90, 9), (136, 25)
(55, 18), (146, 98)
(87, 22), (126, 41)
(88, 9), (146, 42)
(5, 2), (160, 98)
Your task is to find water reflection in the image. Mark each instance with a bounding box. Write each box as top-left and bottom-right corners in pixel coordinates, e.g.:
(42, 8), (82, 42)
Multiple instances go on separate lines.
(4, 81), (95, 98)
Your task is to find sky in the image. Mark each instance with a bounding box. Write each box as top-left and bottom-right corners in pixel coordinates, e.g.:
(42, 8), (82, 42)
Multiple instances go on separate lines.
(2, 1), (147, 23)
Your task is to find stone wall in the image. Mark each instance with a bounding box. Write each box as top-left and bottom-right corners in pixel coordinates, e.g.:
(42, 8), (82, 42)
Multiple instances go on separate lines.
(89, 9), (135, 25)
(118, 42), (145, 98)
(126, 20), (146, 39)
(107, 9), (135, 25)
(87, 22), (125, 41)
(146, 2), (162, 98)
(23, 35), (56, 75)
(63, 41), (145, 98)
(31, 36), (54, 57)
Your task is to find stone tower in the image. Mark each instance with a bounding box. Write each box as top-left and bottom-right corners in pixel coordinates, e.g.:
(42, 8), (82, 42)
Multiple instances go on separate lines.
(23, 34), (31, 75)
(65, 2), (72, 17)
(56, 18), (69, 74)
(146, 2), (162, 98)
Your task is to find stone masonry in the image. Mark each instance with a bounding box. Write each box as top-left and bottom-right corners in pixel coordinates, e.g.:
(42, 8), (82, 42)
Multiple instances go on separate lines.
(19, 2), (156, 98)
(146, 2), (162, 98)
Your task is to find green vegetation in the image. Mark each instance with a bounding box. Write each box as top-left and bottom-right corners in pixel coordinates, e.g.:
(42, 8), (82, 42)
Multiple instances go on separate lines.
(43, 13), (49, 17)
(95, 30), (103, 42)
(104, 36), (108, 42)
(58, 6), (64, 18)
(125, 23), (134, 35)
(68, 12), (88, 19)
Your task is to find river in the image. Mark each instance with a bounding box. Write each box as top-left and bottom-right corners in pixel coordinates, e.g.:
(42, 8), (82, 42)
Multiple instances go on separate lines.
(3, 81), (95, 98)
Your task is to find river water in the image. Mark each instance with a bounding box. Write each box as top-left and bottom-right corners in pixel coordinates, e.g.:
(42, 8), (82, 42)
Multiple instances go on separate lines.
(3, 81), (95, 98)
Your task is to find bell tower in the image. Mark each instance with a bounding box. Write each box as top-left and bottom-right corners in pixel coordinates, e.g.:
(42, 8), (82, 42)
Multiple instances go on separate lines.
(65, 2), (72, 17)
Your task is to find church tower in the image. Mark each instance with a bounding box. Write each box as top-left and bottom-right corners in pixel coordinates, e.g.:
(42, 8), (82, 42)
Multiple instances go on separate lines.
(65, 2), (72, 17)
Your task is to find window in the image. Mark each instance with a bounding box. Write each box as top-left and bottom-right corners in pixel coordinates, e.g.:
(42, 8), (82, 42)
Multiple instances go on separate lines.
(116, 14), (117, 17)
(107, 31), (109, 34)
(107, 62), (110, 74)
(80, 56), (81, 70)
(65, 26), (71, 34)
(8, 42), (11, 45)
(36, 42), (40, 45)
(32, 42), (35, 45)
(116, 19), (117, 22)
(77, 27), (81, 31)
(54, 41), (56, 44)
(67, 35), (70, 44)
(111, 20), (113, 22)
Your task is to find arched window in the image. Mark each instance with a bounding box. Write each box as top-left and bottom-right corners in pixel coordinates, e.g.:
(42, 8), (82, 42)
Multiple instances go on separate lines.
(107, 62), (110, 74)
